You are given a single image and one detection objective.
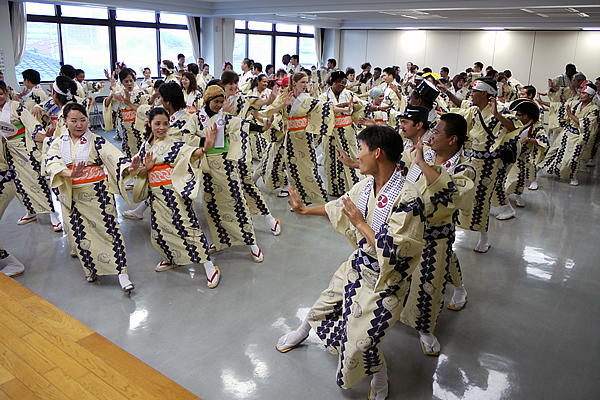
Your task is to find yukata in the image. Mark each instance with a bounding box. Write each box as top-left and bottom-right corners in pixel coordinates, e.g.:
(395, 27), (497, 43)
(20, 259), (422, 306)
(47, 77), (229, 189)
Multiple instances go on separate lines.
(183, 90), (203, 114)
(540, 100), (599, 179)
(0, 143), (17, 259)
(0, 100), (55, 216)
(194, 108), (258, 251)
(378, 82), (407, 112)
(504, 120), (549, 195)
(242, 87), (272, 161)
(307, 169), (425, 389)
(265, 93), (334, 204)
(130, 135), (211, 266)
(22, 85), (48, 113)
(452, 101), (519, 232)
(398, 148), (475, 334)
(45, 131), (131, 278)
(319, 88), (366, 197)
(103, 88), (149, 157)
(255, 115), (288, 190)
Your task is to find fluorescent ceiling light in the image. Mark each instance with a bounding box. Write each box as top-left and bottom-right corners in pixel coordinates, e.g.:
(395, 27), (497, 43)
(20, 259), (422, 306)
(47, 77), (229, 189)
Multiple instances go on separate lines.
(579, 13), (589, 17)
(481, 27), (504, 30)
(537, 13), (549, 17)
(401, 15), (419, 19)
(397, 27), (418, 30)
(520, 8), (535, 13)
(566, 8), (579, 12)
(582, 27), (600, 31)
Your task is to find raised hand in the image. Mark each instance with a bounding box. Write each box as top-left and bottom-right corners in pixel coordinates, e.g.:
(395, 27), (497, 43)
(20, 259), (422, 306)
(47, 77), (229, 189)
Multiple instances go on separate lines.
(128, 155), (142, 172)
(70, 161), (87, 179)
(204, 123), (217, 152)
(144, 151), (156, 171)
(341, 196), (365, 228)
(262, 116), (274, 132)
(287, 187), (305, 214)
(284, 91), (295, 106)
(358, 116), (376, 127)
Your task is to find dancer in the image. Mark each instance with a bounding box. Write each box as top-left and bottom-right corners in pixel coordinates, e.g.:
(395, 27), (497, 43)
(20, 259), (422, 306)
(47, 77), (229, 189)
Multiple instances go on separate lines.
(0, 81), (62, 231)
(45, 103), (137, 291)
(277, 125), (425, 400)
(127, 107), (220, 287)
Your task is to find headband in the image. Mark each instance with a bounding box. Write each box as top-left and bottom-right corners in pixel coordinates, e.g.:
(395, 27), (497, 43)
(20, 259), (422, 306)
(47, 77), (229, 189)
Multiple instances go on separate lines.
(472, 80), (497, 96)
(582, 85), (597, 96)
(160, 61), (175, 74)
(53, 81), (73, 101)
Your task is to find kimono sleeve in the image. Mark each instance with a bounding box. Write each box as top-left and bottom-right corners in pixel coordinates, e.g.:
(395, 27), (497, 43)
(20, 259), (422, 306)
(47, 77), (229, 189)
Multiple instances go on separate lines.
(13, 102), (45, 153)
(102, 96), (117, 132)
(577, 105), (599, 147)
(324, 180), (366, 248)
(422, 164), (475, 223)
(171, 143), (203, 200)
(45, 138), (74, 208)
(305, 97), (335, 137)
(95, 136), (132, 206)
(373, 185), (426, 293)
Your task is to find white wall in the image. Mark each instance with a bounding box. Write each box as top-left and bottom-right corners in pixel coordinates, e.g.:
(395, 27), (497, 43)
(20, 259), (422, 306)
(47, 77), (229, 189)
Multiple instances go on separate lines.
(340, 29), (600, 93)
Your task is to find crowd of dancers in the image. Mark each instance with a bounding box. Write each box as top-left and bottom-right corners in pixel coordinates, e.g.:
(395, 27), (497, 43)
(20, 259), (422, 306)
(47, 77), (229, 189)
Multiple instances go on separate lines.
(0, 54), (598, 399)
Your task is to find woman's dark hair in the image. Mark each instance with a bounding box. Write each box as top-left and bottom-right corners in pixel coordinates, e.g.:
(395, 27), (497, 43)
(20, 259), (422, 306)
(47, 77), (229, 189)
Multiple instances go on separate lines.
(452, 74), (465, 92)
(54, 76), (78, 106)
(143, 67), (151, 74)
(346, 67), (356, 76)
(0, 81), (8, 93)
(22, 69), (41, 85)
(63, 102), (88, 119)
(119, 68), (136, 82)
(221, 70), (239, 85)
(153, 79), (165, 90)
(60, 64), (76, 79)
(361, 62), (371, 70)
(222, 61), (233, 71)
(266, 64), (274, 75)
(145, 107), (170, 138)
(182, 72), (198, 94)
(158, 82), (186, 111)
(187, 63), (199, 75)
(356, 125), (403, 164)
(161, 60), (175, 76)
(250, 74), (268, 91)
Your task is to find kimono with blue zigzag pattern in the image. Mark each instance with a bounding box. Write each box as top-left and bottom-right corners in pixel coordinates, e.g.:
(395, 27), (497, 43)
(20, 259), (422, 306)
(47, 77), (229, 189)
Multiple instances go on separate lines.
(127, 134), (211, 265)
(45, 133), (132, 277)
(307, 177), (425, 389)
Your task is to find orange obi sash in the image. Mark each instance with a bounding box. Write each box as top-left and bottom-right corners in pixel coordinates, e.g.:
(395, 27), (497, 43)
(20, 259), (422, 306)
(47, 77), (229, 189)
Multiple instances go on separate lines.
(69, 164), (106, 186)
(148, 163), (173, 187)
(334, 115), (353, 128)
(374, 119), (386, 126)
(185, 105), (197, 114)
(287, 116), (309, 131)
(121, 110), (136, 122)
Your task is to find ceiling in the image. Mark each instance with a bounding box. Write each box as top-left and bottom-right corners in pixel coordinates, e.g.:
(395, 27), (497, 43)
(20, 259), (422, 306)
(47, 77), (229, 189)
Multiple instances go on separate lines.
(29, 0), (600, 30)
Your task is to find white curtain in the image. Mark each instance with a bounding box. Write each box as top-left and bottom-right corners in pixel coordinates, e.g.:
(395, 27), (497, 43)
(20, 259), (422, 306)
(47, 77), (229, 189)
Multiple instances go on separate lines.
(9, 2), (26, 65)
(187, 16), (200, 60)
(314, 28), (323, 68)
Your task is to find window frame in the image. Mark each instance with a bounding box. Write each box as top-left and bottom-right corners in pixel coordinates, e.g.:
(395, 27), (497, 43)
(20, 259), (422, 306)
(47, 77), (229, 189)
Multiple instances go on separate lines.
(23, 4), (192, 82)
(234, 21), (315, 68)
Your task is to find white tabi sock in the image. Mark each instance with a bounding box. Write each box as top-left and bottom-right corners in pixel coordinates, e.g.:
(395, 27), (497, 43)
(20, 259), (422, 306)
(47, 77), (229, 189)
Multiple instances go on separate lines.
(277, 319), (311, 352)
(0, 255), (25, 277)
(450, 285), (468, 308)
(515, 194), (525, 207)
(369, 367), (389, 400)
(125, 202), (149, 219)
(265, 213), (276, 228)
(419, 331), (441, 354)
(203, 261), (216, 278)
(529, 180), (538, 190)
(50, 213), (60, 226)
(475, 232), (490, 252)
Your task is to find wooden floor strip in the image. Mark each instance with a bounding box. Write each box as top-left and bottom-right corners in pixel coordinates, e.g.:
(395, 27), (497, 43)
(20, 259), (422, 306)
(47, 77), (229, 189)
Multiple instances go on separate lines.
(0, 273), (202, 400)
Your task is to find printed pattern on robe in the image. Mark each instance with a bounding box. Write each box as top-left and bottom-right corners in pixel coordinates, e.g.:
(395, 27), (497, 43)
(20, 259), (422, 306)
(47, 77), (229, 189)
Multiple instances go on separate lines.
(540, 101), (599, 179)
(307, 178), (426, 390)
(265, 94), (334, 204)
(453, 103), (518, 232)
(0, 160), (18, 259)
(505, 122), (549, 195)
(4, 101), (54, 215)
(103, 89), (149, 158)
(202, 152), (257, 251)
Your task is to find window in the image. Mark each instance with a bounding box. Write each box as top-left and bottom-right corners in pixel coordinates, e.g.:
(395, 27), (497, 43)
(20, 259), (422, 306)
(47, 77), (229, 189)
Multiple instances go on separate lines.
(233, 34), (246, 70)
(160, 29), (194, 65)
(24, 2), (55, 16)
(61, 5), (107, 19)
(19, 3), (193, 82)
(116, 9), (156, 23)
(248, 35), (272, 66)
(16, 22), (60, 82)
(235, 20), (317, 72)
(62, 25), (110, 79)
(116, 27), (158, 76)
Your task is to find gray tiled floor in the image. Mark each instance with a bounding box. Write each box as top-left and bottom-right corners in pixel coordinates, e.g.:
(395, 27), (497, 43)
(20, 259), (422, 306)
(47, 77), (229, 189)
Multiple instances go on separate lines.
(2, 130), (600, 399)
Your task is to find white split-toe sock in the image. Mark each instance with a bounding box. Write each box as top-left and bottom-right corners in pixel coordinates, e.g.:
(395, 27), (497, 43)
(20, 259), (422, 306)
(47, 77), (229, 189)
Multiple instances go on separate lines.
(528, 180), (538, 190)
(276, 319), (311, 353)
(474, 232), (490, 253)
(369, 367), (389, 400)
(496, 203), (516, 220)
(118, 273), (134, 292)
(265, 214), (281, 236)
(250, 244), (264, 262)
(123, 202), (149, 219)
(448, 284), (468, 310)
(0, 255), (25, 277)
(419, 332), (441, 356)
(515, 194), (526, 207)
